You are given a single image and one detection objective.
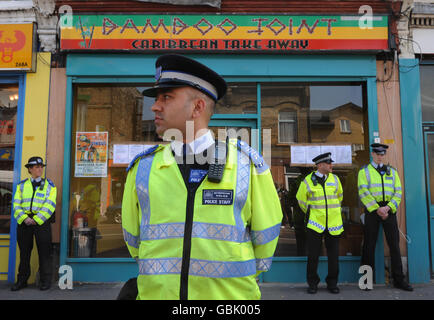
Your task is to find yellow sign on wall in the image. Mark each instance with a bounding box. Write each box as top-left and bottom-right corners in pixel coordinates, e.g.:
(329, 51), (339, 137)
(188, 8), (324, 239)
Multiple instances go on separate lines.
(0, 23), (36, 71)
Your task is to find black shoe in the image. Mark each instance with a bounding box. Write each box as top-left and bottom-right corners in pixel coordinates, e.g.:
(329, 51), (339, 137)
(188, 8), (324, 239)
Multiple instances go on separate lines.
(307, 285), (318, 294)
(11, 281), (27, 291)
(39, 283), (51, 291)
(327, 286), (340, 294)
(394, 281), (413, 292)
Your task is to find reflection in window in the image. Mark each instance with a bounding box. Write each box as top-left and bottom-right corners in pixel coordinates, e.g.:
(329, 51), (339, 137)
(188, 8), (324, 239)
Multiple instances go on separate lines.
(215, 83), (257, 114)
(340, 119), (351, 133)
(261, 83), (368, 257)
(278, 110), (297, 143)
(0, 85), (17, 234)
(69, 84), (158, 258)
(421, 65), (434, 122)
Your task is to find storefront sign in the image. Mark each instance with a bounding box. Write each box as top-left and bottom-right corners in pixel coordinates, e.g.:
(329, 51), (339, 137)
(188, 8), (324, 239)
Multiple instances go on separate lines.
(0, 23), (36, 71)
(75, 132), (108, 177)
(60, 14), (388, 52)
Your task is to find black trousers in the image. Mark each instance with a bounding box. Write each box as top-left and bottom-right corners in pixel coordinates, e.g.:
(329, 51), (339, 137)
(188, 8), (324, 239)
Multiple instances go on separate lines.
(16, 222), (52, 285)
(361, 211), (404, 283)
(306, 228), (340, 288)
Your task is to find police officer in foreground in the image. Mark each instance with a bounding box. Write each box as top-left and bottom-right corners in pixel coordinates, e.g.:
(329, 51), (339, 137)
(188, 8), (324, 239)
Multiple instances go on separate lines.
(122, 54), (282, 300)
(11, 157), (57, 291)
(358, 143), (413, 291)
(296, 152), (343, 294)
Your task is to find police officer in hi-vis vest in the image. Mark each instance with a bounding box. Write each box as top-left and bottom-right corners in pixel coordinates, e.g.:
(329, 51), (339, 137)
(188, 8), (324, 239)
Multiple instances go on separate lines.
(121, 54), (282, 300)
(12, 156), (57, 291)
(296, 152), (343, 294)
(358, 143), (413, 291)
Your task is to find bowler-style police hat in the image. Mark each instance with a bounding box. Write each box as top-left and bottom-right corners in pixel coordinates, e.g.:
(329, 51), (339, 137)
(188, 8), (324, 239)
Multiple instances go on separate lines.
(142, 54), (227, 102)
(25, 156), (46, 168)
(371, 143), (388, 155)
(312, 152), (334, 165)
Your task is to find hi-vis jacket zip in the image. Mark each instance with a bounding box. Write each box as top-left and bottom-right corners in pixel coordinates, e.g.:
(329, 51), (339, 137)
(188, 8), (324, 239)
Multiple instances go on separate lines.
(122, 139), (283, 300)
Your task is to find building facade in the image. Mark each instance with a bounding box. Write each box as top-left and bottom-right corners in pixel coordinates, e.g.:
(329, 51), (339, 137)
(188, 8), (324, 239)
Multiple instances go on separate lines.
(3, 0), (433, 286)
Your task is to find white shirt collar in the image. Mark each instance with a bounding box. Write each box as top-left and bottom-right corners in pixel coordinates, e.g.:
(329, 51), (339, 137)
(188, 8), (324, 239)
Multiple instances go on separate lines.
(371, 161), (383, 169)
(31, 177), (42, 183)
(171, 130), (214, 157)
(314, 171), (328, 179)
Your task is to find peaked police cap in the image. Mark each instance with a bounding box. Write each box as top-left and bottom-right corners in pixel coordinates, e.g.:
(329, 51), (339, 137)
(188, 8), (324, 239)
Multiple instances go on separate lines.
(142, 54), (227, 102)
(312, 152), (334, 165)
(371, 143), (388, 155)
(25, 156), (46, 168)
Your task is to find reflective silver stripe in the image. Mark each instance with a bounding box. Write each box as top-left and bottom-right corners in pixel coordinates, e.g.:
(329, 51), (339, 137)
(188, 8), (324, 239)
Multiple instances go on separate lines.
(365, 200), (377, 208)
(309, 196), (325, 201)
(359, 191), (371, 198)
(123, 228), (140, 249)
(298, 200), (307, 208)
(310, 203), (340, 210)
(136, 155), (155, 227)
(358, 184), (369, 190)
(140, 222), (251, 243)
(370, 183), (383, 188)
(310, 204), (326, 209)
(138, 258), (256, 278)
(390, 199), (398, 209)
(326, 195), (338, 200)
(36, 213), (48, 223)
(365, 166), (371, 187)
(251, 223), (281, 245)
(234, 146), (250, 229)
(303, 179), (312, 194)
(393, 193), (402, 199)
(395, 187), (402, 191)
(256, 257), (273, 271)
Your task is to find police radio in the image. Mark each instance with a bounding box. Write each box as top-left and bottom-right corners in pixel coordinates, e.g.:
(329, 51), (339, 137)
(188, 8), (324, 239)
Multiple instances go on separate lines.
(311, 173), (318, 186)
(386, 164), (391, 175)
(208, 139), (228, 183)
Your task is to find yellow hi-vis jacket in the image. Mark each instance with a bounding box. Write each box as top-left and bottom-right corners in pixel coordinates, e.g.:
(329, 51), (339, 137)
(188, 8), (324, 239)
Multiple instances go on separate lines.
(296, 172), (344, 235)
(357, 163), (402, 213)
(122, 139), (283, 300)
(13, 178), (57, 225)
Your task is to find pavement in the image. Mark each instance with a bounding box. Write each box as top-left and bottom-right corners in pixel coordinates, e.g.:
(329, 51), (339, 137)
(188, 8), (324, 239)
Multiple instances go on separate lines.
(1, 280), (434, 300)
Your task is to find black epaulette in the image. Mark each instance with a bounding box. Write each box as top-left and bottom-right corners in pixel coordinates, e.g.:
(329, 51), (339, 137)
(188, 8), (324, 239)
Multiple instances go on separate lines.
(46, 178), (55, 187)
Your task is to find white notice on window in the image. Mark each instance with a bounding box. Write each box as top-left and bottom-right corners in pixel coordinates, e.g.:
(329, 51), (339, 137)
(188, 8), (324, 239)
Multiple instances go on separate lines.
(334, 145), (352, 164)
(113, 144), (129, 164)
(290, 146), (306, 164)
(305, 146), (322, 165)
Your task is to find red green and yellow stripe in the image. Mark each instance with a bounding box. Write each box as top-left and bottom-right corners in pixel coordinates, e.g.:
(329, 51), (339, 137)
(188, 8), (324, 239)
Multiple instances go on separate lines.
(60, 14), (388, 51)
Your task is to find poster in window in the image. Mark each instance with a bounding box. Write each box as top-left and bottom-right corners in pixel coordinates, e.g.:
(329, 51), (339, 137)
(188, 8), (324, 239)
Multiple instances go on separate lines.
(75, 132), (108, 177)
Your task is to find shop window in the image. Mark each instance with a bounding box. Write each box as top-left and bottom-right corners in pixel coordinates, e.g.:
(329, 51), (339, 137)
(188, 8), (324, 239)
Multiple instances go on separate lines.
(0, 85), (17, 234)
(278, 110), (297, 143)
(261, 82), (369, 257)
(420, 64), (434, 122)
(69, 84), (159, 258)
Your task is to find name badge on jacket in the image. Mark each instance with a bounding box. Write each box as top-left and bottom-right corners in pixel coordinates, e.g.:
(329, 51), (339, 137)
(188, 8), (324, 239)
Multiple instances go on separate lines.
(202, 190), (233, 205)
